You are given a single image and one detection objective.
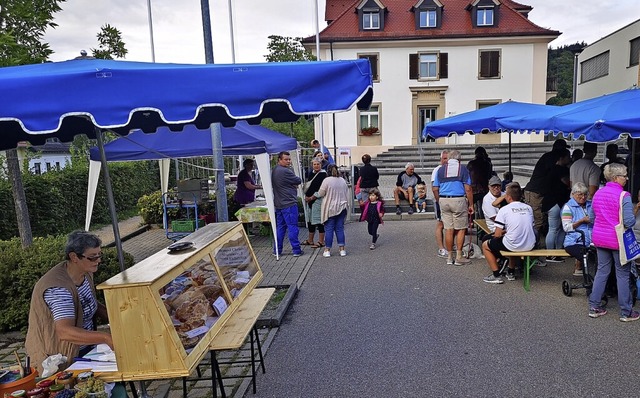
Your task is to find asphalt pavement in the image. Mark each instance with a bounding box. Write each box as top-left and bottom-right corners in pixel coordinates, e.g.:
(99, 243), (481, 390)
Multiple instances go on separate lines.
(250, 219), (640, 398)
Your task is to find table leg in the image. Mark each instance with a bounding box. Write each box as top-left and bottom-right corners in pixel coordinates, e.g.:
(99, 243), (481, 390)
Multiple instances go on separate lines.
(250, 330), (257, 394)
(524, 256), (532, 291)
(253, 326), (266, 374)
(211, 351), (226, 398)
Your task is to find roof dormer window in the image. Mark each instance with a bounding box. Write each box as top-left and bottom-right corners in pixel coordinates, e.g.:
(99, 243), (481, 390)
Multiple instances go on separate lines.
(357, 0), (386, 31)
(477, 6), (494, 26)
(413, 0), (443, 29)
(363, 10), (380, 29)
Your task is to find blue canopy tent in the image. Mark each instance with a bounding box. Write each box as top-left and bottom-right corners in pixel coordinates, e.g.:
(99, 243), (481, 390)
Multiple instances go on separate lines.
(0, 58), (373, 269)
(496, 88), (640, 141)
(421, 101), (557, 171)
(85, 122), (298, 242)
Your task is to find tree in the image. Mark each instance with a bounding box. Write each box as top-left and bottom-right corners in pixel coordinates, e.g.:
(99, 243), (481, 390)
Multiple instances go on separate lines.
(546, 42), (587, 105)
(264, 35), (316, 62)
(92, 24), (127, 60)
(1, 2), (127, 247)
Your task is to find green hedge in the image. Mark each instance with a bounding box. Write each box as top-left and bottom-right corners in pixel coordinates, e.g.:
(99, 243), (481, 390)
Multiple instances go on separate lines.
(0, 235), (134, 332)
(0, 161), (159, 240)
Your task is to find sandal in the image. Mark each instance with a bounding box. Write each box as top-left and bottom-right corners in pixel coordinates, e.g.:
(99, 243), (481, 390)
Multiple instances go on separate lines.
(311, 242), (325, 248)
(301, 239), (314, 245)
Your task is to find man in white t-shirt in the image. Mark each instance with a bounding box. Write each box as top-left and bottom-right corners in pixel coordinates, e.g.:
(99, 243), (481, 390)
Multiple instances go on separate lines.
(431, 150), (448, 257)
(481, 175), (504, 234)
(569, 141), (600, 199)
(482, 182), (536, 284)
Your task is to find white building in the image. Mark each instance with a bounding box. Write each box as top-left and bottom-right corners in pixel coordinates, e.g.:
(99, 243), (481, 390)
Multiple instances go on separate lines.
(576, 19), (640, 101)
(304, 0), (560, 159)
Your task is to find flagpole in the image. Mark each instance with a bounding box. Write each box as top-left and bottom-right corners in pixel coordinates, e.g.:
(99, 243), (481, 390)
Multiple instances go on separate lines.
(314, 0), (326, 157)
(146, 0), (156, 62)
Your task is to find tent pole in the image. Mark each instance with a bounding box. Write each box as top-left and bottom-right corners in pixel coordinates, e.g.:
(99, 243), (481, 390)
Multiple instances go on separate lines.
(95, 128), (126, 272)
(508, 130), (512, 173)
(211, 123), (229, 222)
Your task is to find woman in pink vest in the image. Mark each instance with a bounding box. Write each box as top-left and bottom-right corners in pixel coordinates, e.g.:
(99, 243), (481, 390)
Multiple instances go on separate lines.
(588, 163), (638, 321)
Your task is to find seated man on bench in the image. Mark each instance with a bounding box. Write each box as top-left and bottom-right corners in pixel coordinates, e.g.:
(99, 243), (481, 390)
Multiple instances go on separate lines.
(480, 175), (505, 239)
(482, 183), (537, 284)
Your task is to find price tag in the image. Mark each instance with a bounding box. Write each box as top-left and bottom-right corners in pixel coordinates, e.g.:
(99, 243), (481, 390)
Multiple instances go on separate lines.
(212, 296), (228, 316)
(184, 325), (209, 339)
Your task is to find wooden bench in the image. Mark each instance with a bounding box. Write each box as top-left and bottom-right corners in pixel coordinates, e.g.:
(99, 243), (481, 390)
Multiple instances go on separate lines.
(473, 219), (491, 245)
(183, 287), (275, 398)
(499, 249), (571, 291)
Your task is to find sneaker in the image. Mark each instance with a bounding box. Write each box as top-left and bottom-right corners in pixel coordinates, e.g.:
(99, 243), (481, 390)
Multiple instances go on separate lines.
(498, 258), (509, 275)
(505, 272), (516, 281)
(395, 207), (402, 215)
(573, 269), (584, 276)
(292, 251), (303, 257)
(322, 251), (331, 258)
(370, 243), (376, 250)
(420, 209), (426, 213)
(408, 208), (414, 215)
(588, 307), (607, 318)
(454, 257), (471, 266)
(545, 256), (564, 263)
(339, 250), (347, 257)
(620, 310), (640, 322)
(483, 274), (504, 284)
(437, 249), (448, 258)
(446, 258), (454, 265)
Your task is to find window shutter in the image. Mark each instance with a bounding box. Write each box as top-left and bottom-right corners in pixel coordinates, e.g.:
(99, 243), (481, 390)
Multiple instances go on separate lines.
(490, 51), (499, 77)
(409, 53), (419, 80)
(439, 53), (448, 79)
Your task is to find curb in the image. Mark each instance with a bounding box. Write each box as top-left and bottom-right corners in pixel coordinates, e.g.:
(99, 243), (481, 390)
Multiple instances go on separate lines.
(102, 225), (150, 248)
(256, 285), (299, 328)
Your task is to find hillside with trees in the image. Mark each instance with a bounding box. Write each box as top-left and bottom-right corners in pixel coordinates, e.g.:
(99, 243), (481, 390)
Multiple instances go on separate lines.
(546, 42), (587, 105)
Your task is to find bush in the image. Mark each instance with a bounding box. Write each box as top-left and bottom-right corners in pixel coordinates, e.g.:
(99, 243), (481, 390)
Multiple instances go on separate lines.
(0, 235), (134, 332)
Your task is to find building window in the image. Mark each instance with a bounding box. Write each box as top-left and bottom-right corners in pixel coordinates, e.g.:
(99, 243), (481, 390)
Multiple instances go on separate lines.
(363, 11), (380, 29)
(419, 10), (436, 27)
(420, 53), (438, 79)
(479, 50), (500, 79)
(358, 53), (380, 82)
(409, 52), (448, 80)
(580, 51), (609, 83)
(34, 163), (42, 175)
(477, 7), (494, 26)
(55, 162), (61, 170)
(478, 101), (500, 109)
(46, 162), (52, 172)
(359, 105), (380, 132)
(630, 36), (640, 67)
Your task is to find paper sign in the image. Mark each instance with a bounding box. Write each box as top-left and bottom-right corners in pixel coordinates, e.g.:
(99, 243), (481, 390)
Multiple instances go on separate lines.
(184, 325), (209, 339)
(215, 246), (251, 266)
(236, 271), (251, 279)
(212, 296), (228, 316)
(338, 147), (351, 156)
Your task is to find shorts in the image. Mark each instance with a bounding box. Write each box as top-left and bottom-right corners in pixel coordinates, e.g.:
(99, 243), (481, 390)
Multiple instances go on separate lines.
(439, 197), (468, 230)
(415, 197), (427, 206)
(488, 236), (509, 258)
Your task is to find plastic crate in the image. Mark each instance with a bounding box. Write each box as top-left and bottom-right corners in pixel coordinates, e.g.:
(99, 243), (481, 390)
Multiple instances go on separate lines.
(171, 219), (205, 232)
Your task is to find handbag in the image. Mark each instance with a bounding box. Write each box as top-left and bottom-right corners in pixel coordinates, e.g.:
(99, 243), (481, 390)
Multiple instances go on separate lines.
(615, 192), (640, 264)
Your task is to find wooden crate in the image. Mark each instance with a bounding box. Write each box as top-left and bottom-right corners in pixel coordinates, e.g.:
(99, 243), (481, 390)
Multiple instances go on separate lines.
(96, 222), (262, 381)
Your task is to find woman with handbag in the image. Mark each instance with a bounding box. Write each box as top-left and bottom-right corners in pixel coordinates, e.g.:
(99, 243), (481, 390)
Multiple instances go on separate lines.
(301, 159), (327, 248)
(588, 163), (639, 321)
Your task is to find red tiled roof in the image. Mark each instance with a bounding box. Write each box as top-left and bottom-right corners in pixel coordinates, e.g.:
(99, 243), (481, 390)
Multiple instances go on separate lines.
(311, 0), (559, 42)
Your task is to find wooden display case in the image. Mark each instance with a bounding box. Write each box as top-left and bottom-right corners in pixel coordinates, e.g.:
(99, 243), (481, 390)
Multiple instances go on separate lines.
(97, 222), (262, 381)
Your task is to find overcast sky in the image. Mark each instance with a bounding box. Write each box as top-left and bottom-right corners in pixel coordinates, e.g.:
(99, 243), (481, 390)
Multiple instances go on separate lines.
(44, 0), (640, 64)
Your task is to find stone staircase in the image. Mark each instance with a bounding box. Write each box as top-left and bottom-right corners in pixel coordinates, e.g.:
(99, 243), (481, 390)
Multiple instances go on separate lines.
(352, 140), (604, 220)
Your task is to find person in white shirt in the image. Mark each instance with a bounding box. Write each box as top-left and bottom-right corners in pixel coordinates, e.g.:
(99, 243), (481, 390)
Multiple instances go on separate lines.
(482, 182), (536, 284)
(481, 175), (504, 234)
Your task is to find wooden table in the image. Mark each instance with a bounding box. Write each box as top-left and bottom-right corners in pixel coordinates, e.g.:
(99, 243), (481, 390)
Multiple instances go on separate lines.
(183, 287), (275, 398)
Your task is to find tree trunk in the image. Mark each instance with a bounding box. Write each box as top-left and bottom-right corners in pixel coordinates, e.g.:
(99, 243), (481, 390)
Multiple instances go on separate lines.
(6, 149), (33, 248)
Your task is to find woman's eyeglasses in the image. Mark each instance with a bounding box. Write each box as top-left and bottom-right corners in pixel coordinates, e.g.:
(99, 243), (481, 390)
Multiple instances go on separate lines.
(78, 253), (102, 261)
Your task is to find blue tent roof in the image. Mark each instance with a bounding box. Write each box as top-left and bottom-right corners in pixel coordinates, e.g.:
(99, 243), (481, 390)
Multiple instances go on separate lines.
(496, 88), (640, 142)
(0, 58), (373, 150)
(89, 121), (297, 161)
(422, 101), (555, 138)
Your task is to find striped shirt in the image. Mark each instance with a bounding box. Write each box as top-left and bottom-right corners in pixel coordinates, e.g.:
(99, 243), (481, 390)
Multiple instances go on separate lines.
(43, 277), (97, 331)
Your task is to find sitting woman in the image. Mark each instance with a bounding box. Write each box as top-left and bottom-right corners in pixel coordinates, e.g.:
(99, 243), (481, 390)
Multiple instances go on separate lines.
(25, 231), (113, 375)
(561, 182), (593, 277)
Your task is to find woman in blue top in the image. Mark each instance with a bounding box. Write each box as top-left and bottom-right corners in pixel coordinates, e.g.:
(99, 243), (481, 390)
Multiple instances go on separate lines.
(561, 182), (593, 277)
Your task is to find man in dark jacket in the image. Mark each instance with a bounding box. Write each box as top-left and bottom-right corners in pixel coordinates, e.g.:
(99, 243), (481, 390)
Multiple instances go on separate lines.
(272, 151), (303, 257)
(524, 139), (570, 235)
(467, 146), (493, 218)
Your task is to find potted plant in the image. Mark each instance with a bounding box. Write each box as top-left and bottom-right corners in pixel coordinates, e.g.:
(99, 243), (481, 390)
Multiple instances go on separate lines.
(360, 126), (379, 136)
